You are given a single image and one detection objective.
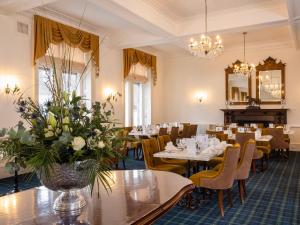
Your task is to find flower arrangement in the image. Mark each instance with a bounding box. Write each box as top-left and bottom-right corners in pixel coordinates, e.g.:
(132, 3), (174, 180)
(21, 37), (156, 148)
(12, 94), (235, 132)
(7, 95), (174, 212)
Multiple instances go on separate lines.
(0, 44), (123, 195)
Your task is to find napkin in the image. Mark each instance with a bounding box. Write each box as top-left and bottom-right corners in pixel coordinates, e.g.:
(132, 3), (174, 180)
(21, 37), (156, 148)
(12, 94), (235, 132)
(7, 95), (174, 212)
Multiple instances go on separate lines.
(165, 142), (178, 151)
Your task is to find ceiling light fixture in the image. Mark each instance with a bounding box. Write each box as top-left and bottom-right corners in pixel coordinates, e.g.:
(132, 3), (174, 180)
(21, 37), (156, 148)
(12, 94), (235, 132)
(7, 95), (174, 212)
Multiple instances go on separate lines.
(234, 32), (255, 76)
(188, 0), (224, 58)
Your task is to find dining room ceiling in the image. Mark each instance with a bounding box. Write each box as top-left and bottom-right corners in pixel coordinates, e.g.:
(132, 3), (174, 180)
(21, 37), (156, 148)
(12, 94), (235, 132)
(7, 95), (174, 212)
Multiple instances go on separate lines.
(0, 0), (299, 56)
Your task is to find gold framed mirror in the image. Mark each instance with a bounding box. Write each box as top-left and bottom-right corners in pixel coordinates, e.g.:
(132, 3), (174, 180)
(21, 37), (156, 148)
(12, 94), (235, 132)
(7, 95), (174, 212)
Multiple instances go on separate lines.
(225, 60), (252, 105)
(256, 57), (285, 104)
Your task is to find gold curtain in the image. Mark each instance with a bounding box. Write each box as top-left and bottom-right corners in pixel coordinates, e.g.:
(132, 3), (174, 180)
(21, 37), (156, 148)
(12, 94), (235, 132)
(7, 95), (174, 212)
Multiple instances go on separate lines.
(33, 15), (99, 74)
(123, 48), (157, 84)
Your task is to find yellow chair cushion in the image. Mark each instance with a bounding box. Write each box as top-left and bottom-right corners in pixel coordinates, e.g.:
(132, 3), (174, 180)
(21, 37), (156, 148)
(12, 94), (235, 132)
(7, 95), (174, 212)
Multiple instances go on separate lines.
(257, 145), (271, 155)
(189, 170), (219, 186)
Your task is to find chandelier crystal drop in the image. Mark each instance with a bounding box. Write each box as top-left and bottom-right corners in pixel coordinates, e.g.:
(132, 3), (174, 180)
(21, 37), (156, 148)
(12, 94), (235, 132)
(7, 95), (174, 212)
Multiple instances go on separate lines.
(233, 32), (255, 76)
(188, 0), (224, 58)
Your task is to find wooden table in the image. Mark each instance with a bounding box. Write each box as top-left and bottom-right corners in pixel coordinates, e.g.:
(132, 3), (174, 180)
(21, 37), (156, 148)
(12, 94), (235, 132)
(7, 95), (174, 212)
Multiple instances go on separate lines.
(0, 170), (193, 225)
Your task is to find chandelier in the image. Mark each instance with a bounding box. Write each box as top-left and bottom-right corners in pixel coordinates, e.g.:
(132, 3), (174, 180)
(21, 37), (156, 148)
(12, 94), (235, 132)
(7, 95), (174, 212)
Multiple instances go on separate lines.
(188, 0), (223, 58)
(234, 32), (255, 76)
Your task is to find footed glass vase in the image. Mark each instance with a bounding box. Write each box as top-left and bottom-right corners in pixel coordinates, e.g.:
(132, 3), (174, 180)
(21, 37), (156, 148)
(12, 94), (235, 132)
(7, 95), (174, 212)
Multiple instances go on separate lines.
(38, 161), (92, 212)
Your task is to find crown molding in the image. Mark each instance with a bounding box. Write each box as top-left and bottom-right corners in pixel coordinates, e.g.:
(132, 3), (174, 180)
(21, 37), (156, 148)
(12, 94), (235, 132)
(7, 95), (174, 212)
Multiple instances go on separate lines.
(25, 6), (109, 37)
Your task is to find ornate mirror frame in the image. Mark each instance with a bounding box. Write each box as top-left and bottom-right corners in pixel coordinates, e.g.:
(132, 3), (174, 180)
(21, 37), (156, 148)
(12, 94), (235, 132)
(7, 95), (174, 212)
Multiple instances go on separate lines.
(225, 60), (252, 105)
(255, 57), (286, 104)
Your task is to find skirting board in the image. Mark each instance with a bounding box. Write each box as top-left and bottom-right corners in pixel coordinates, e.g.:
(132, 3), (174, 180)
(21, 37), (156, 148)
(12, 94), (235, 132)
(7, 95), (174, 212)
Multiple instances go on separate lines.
(290, 143), (300, 151)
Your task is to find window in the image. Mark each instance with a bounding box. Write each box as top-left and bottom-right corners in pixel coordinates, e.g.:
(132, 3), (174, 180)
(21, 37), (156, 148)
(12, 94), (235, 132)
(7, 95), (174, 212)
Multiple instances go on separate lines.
(37, 65), (92, 108)
(125, 63), (151, 126)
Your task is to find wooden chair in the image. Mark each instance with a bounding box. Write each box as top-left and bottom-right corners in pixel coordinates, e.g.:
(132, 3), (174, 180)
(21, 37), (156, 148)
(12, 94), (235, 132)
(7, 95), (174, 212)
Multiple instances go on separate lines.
(188, 124), (198, 138)
(262, 128), (289, 159)
(157, 135), (187, 166)
(170, 127), (179, 144)
(190, 144), (240, 217)
(235, 140), (256, 203)
(159, 127), (168, 136)
(216, 133), (228, 142)
(181, 124), (190, 138)
(141, 138), (185, 175)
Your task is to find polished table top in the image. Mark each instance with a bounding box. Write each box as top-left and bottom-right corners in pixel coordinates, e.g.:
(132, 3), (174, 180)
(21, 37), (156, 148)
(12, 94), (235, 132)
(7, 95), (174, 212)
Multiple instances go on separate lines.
(0, 170), (193, 225)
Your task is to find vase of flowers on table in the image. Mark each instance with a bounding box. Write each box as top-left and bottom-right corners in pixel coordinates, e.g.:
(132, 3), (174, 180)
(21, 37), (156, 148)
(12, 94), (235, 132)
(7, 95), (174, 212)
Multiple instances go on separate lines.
(0, 45), (123, 212)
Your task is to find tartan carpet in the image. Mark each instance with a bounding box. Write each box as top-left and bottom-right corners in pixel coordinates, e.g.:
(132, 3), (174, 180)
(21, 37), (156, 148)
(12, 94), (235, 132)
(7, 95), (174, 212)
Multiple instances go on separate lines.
(155, 152), (300, 225)
(0, 152), (299, 224)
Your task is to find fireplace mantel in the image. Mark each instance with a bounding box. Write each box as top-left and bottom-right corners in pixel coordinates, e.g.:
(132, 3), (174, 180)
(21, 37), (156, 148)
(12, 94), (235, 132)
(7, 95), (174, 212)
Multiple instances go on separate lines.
(220, 108), (288, 126)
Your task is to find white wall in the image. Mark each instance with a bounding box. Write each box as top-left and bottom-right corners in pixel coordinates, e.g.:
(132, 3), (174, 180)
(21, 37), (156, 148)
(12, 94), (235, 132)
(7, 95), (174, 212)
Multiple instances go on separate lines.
(0, 14), (34, 128)
(162, 46), (300, 148)
(0, 14), (165, 129)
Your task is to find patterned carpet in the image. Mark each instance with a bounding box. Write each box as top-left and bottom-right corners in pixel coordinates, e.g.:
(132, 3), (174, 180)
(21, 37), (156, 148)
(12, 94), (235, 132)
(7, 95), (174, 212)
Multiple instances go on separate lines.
(156, 152), (300, 225)
(0, 151), (299, 225)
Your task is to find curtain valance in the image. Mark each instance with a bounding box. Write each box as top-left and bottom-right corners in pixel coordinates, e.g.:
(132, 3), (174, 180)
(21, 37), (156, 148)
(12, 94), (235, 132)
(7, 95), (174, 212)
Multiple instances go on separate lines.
(33, 15), (99, 74)
(123, 48), (157, 84)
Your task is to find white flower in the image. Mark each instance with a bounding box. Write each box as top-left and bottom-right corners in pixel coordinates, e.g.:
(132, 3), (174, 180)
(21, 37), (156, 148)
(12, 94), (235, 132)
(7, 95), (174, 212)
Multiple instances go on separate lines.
(72, 136), (86, 151)
(94, 129), (102, 135)
(97, 141), (105, 149)
(87, 137), (96, 147)
(45, 130), (54, 138)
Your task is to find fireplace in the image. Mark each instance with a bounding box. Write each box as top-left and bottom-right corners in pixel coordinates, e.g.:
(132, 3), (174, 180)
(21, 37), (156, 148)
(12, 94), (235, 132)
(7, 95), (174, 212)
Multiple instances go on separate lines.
(221, 109), (288, 126)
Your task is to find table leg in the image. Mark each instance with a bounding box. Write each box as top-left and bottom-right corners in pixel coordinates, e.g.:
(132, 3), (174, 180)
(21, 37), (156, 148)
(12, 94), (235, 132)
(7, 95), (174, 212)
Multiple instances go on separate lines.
(187, 160), (191, 177)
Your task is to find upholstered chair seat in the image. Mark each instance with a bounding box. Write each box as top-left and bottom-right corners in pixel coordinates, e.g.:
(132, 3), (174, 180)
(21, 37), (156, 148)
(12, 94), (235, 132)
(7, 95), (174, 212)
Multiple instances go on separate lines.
(142, 138), (186, 175)
(189, 144), (240, 217)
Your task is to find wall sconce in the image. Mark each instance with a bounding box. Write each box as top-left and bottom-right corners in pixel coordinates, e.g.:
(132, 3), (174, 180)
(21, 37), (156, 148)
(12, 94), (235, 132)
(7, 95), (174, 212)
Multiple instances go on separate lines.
(0, 76), (19, 95)
(4, 84), (20, 95)
(104, 87), (117, 98)
(195, 91), (207, 103)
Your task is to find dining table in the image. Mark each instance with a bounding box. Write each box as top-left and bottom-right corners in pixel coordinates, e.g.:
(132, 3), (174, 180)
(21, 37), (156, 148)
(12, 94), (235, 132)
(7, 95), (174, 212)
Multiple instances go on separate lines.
(154, 141), (230, 177)
(0, 170), (194, 225)
(228, 134), (273, 142)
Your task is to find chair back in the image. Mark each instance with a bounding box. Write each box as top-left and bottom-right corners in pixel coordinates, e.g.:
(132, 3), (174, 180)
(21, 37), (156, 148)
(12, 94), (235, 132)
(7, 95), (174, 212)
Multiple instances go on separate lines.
(188, 124), (198, 138)
(157, 135), (171, 151)
(256, 123), (264, 128)
(141, 138), (161, 169)
(181, 124), (190, 138)
(159, 127), (168, 136)
(236, 140), (256, 180)
(262, 128), (288, 149)
(170, 127), (179, 144)
(208, 144), (241, 189)
(236, 132), (255, 158)
(216, 133), (228, 142)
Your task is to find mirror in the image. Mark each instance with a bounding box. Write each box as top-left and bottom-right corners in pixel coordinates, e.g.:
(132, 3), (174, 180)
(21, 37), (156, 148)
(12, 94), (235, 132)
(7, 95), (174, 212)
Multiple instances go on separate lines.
(256, 57), (285, 104)
(225, 60), (251, 105)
